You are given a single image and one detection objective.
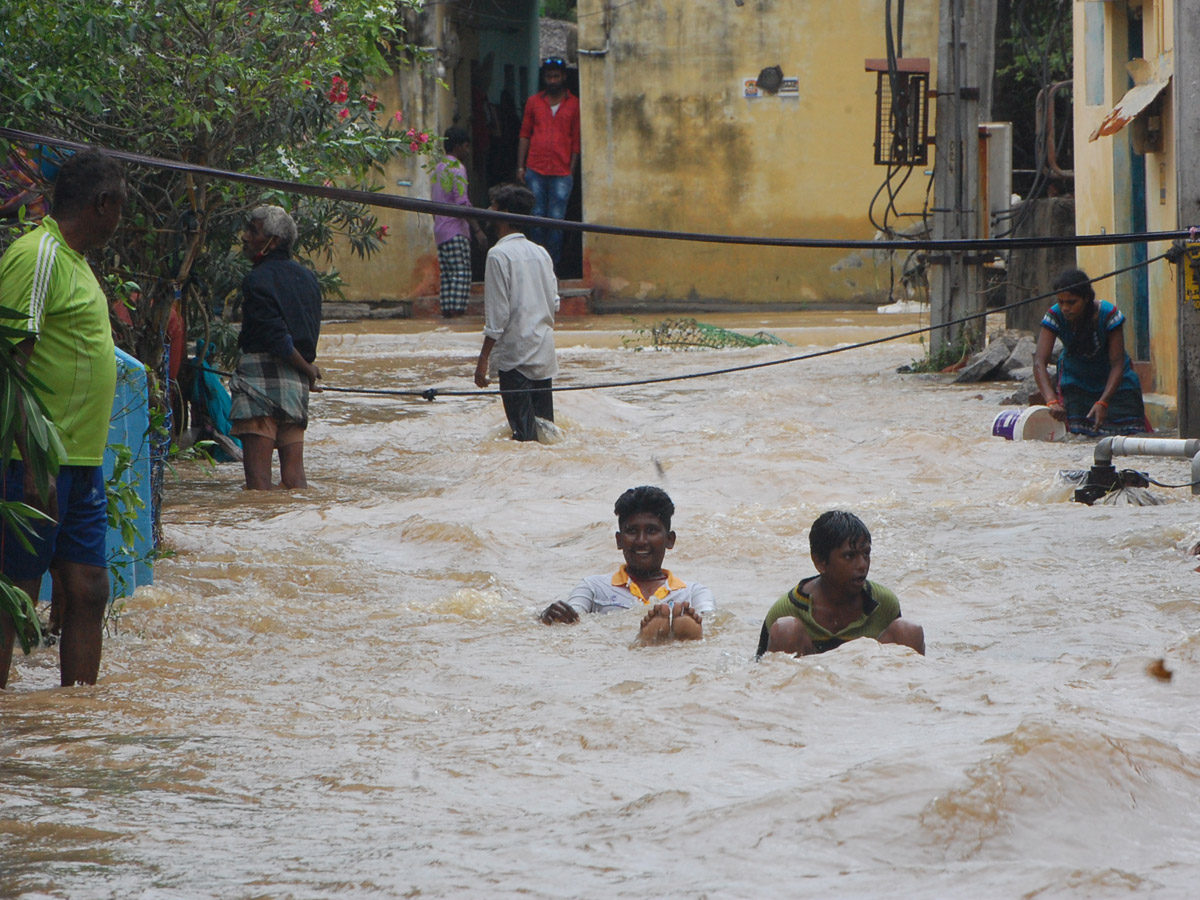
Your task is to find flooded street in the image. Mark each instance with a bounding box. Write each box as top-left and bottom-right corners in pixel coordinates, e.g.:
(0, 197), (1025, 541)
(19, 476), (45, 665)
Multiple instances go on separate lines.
(4, 311), (1200, 899)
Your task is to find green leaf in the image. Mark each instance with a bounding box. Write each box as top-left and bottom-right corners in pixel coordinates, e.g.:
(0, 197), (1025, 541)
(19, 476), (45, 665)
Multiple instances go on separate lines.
(0, 577), (42, 655)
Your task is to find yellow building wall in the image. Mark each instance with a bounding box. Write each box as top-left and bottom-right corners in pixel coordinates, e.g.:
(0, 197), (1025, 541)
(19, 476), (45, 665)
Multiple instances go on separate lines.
(332, 75), (443, 302)
(332, 9), (449, 303)
(1143, 0), (1177, 398)
(576, 0), (938, 305)
(1073, 0), (1176, 396)
(332, 3), (535, 303)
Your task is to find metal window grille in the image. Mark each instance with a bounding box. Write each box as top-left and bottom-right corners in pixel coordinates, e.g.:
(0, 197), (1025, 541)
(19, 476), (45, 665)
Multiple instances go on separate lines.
(874, 71), (929, 167)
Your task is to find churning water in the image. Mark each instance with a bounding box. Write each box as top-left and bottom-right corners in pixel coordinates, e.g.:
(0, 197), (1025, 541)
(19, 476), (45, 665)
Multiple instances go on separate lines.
(3, 312), (1200, 899)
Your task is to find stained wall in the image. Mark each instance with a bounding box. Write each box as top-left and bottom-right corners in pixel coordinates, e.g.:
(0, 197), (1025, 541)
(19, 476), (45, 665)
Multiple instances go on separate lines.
(1073, 0), (1177, 396)
(576, 0), (939, 305)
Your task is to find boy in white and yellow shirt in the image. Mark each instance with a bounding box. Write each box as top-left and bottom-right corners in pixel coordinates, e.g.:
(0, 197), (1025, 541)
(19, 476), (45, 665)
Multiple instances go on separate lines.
(540, 486), (715, 644)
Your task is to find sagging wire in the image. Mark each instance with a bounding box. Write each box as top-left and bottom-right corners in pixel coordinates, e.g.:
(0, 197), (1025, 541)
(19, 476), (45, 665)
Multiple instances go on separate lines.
(0, 126), (1181, 254)
(193, 249), (1172, 401)
(1147, 477), (1200, 490)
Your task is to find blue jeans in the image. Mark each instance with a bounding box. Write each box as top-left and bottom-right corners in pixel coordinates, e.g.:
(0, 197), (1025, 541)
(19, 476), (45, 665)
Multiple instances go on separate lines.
(524, 169), (573, 268)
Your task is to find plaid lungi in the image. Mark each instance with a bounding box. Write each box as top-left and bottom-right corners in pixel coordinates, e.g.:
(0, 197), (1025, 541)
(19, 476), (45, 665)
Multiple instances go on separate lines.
(436, 234), (472, 315)
(229, 352), (311, 428)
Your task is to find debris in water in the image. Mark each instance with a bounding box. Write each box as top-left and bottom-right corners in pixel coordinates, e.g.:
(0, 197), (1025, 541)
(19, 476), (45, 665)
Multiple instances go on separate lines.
(1146, 658), (1173, 682)
(1099, 487), (1163, 506)
(635, 318), (789, 350)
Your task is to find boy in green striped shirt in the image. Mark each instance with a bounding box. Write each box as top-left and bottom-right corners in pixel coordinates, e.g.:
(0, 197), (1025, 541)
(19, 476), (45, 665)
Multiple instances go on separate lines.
(757, 510), (924, 658)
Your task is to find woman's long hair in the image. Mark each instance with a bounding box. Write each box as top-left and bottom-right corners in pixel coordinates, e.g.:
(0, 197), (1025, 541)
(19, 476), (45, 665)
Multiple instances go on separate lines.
(1052, 267), (1103, 357)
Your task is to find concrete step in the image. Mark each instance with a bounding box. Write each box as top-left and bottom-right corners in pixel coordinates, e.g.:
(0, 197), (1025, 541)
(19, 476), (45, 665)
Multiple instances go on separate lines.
(1143, 393), (1178, 434)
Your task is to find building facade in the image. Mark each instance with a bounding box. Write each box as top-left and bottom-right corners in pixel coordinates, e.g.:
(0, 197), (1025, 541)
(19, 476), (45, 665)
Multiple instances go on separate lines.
(1072, 0), (1176, 398)
(334, 1), (544, 303)
(575, 0), (939, 307)
(334, 1), (940, 309)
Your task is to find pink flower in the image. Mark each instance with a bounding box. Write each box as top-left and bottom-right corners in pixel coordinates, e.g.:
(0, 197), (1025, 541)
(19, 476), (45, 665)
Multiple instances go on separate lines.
(393, 110), (403, 124)
(303, 79), (312, 86)
(338, 108), (349, 119)
(417, 132), (430, 143)
(376, 225), (389, 238)
(311, 0), (323, 13)
(409, 141), (419, 152)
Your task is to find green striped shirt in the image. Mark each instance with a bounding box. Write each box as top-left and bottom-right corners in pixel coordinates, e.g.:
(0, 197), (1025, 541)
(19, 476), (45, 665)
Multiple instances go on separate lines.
(0, 217), (116, 464)
(756, 577), (901, 656)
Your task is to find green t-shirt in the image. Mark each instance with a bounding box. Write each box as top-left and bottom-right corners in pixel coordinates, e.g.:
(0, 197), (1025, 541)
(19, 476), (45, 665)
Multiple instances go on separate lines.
(756, 577), (902, 656)
(0, 217), (116, 465)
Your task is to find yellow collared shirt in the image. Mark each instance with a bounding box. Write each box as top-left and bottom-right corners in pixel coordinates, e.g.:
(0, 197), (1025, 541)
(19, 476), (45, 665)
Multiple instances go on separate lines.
(563, 567), (716, 615)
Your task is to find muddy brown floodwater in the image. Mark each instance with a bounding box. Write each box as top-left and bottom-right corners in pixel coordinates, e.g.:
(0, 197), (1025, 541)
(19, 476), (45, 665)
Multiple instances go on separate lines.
(3, 311), (1200, 899)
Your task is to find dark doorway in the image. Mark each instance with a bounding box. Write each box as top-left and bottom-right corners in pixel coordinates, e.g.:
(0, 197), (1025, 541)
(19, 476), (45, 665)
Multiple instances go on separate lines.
(554, 64), (583, 280)
(468, 59), (583, 281)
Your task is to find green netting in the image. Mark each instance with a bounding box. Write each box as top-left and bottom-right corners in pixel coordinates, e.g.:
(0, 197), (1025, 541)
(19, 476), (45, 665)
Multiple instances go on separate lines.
(638, 318), (790, 350)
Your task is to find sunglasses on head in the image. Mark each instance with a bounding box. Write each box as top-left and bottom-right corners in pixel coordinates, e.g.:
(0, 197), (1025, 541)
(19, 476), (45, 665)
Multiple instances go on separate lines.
(542, 57), (566, 67)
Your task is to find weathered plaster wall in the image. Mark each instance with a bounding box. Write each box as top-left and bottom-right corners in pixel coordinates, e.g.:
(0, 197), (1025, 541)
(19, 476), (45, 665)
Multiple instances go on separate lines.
(1074, 0), (1119, 282)
(577, 0), (938, 305)
(334, 2), (539, 303)
(334, 10), (444, 302)
(1073, 0), (1176, 395)
(1142, 0), (1177, 397)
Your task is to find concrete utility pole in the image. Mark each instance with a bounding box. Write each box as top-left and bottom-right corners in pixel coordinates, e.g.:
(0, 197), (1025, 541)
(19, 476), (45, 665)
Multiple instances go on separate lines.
(1176, 0), (1200, 437)
(930, 0), (996, 353)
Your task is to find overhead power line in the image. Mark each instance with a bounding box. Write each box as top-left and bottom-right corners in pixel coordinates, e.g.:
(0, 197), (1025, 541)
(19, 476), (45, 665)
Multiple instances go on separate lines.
(0, 126), (1190, 254)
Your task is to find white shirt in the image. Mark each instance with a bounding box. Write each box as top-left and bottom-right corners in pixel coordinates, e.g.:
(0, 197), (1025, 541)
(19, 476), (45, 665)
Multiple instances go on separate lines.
(565, 568), (717, 616)
(483, 233), (559, 380)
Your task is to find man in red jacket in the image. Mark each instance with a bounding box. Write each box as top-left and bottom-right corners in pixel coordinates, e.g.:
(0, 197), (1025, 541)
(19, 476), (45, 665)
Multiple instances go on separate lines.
(516, 57), (580, 272)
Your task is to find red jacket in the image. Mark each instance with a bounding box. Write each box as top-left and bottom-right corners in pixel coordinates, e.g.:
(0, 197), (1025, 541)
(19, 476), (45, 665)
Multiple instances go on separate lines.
(520, 90), (581, 177)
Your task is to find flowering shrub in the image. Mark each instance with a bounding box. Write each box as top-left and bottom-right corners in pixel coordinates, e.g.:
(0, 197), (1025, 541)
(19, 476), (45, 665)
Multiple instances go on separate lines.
(0, 0), (440, 532)
(0, 0), (437, 366)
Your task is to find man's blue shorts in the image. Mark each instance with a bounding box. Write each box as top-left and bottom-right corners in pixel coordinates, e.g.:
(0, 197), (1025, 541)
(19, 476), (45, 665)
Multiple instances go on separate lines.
(1, 463), (108, 581)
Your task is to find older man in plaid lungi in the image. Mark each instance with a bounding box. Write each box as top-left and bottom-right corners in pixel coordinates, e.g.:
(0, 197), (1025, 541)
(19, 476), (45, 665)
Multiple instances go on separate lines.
(432, 127), (486, 317)
(230, 205), (323, 490)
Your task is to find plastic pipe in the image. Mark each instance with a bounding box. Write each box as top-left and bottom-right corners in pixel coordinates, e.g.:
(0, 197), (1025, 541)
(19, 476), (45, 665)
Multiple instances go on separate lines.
(1093, 436), (1200, 495)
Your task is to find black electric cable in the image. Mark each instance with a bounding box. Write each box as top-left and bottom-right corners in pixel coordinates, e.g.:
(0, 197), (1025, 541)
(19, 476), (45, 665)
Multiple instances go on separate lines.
(194, 249), (1172, 400)
(0, 126), (1189, 254)
(1147, 477), (1200, 489)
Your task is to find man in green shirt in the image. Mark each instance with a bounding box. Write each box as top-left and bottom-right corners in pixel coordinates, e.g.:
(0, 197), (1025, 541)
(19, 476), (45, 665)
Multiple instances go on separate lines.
(1, 148), (126, 688)
(757, 510), (924, 657)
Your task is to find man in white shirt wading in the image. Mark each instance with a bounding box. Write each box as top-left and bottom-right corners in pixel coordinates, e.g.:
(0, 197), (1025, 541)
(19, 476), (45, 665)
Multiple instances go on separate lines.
(473, 184), (559, 442)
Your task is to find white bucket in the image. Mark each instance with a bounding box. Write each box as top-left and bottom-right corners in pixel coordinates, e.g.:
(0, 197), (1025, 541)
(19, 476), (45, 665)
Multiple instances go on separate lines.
(991, 405), (1067, 442)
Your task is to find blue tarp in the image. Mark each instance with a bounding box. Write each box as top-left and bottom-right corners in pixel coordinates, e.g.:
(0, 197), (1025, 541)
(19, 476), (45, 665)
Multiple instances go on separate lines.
(107, 347), (155, 595)
(188, 339), (241, 462)
(38, 347), (155, 602)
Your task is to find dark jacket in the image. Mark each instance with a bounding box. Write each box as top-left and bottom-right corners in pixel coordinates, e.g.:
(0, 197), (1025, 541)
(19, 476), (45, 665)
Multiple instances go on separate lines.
(238, 248), (322, 362)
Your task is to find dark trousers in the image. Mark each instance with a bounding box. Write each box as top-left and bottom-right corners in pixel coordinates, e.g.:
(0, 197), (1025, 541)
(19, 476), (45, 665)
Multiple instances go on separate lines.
(498, 369), (554, 442)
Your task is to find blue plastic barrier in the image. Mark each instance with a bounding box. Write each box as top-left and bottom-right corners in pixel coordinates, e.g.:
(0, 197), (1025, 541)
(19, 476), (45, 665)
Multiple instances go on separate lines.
(37, 348), (156, 602)
(106, 348), (155, 596)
